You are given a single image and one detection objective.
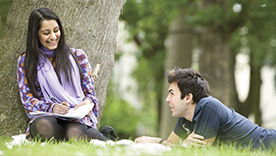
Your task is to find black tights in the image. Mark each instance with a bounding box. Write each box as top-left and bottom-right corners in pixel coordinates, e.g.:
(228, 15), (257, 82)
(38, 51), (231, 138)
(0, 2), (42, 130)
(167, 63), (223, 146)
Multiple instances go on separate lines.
(30, 116), (107, 141)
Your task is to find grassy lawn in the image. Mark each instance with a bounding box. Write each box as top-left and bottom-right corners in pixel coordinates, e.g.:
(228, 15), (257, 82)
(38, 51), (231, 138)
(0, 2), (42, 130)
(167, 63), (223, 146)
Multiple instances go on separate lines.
(1, 135), (275, 156)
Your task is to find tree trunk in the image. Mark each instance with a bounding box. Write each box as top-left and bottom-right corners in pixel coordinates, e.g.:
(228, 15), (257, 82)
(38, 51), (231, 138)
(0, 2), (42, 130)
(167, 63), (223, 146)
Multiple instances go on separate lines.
(0, 0), (124, 136)
(198, 27), (233, 107)
(249, 66), (262, 125)
(159, 15), (194, 138)
(0, 0), (13, 38)
(238, 54), (262, 125)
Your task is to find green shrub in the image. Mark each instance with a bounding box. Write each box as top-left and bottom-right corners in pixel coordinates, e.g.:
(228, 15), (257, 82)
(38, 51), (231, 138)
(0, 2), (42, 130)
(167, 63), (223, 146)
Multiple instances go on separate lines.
(100, 92), (139, 139)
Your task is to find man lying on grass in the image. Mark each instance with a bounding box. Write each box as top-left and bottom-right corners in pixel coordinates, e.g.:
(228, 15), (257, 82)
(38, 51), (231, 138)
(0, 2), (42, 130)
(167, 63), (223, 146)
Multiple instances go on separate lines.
(135, 67), (276, 149)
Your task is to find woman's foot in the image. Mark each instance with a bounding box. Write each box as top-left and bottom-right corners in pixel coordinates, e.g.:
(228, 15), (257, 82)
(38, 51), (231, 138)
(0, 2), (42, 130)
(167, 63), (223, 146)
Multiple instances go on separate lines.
(101, 126), (120, 141)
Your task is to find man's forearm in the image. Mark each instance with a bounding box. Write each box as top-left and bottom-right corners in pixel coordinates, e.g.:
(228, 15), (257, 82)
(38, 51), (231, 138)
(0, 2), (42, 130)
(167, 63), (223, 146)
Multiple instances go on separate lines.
(134, 136), (175, 146)
(160, 139), (176, 146)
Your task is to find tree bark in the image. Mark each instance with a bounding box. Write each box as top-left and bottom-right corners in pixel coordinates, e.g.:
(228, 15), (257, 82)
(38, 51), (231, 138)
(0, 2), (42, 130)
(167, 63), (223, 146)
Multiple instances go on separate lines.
(0, 0), (124, 136)
(198, 27), (233, 107)
(197, 0), (251, 108)
(159, 14), (194, 138)
(250, 67), (262, 125)
(238, 54), (262, 125)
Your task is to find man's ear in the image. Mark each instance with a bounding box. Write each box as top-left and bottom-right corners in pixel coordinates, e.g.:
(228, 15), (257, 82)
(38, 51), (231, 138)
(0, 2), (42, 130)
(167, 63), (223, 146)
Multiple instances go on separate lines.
(185, 93), (193, 104)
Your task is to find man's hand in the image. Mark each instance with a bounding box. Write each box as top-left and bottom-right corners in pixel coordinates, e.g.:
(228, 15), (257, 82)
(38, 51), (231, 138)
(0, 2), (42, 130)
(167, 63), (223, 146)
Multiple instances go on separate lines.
(134, 136), (175, 146)
(134, 136), (158, 143)
(181, 132), (206, 147)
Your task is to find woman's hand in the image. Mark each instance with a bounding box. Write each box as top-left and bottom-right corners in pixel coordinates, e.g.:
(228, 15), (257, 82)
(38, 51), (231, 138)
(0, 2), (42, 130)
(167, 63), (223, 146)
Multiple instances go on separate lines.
(74, 99), (93, 116)
(52, 102), (70, 115)
(86, 110), (92, 117)
(181, 131), (206, 147)
(74, 99), (91, 110)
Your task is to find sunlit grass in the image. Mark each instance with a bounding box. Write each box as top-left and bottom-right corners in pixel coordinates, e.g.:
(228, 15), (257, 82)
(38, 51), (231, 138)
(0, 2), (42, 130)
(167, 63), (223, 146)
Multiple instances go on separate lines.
(1, 135), (276, 156)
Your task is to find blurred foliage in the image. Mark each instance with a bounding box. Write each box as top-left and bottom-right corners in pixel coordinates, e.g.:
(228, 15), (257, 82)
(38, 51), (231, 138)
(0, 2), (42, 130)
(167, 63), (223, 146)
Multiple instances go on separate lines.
(121, 0), (276, 128)
(120, 0), (185, 132)
(0, 0), (13, 38)
(247, 1), (276, 67)
(229, 0), (276, 68)
(229, 1), (276, 123)
(100, 80), (139, 139)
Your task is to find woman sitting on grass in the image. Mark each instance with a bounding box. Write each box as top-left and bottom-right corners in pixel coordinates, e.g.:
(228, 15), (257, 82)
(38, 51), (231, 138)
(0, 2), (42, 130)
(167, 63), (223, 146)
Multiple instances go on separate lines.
(17, 7), (118, 142)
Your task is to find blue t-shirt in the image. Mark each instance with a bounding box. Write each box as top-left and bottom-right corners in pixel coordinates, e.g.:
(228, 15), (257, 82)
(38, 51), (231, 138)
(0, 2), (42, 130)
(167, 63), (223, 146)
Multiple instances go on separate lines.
(174, 96), (276, 149)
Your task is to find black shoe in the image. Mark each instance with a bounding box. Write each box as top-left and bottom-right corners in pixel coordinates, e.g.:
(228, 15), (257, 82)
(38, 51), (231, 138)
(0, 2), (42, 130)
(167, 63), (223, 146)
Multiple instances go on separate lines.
(101, 126), (120, 141)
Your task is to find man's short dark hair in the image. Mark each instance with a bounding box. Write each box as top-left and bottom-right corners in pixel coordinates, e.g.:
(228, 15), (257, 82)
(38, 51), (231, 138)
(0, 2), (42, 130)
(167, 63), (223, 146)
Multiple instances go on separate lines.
(166, 67), (211, 104)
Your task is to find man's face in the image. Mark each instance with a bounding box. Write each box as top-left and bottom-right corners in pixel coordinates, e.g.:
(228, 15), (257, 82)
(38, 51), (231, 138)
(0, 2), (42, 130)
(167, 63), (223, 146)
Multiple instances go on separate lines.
(166, 82), (187, 118)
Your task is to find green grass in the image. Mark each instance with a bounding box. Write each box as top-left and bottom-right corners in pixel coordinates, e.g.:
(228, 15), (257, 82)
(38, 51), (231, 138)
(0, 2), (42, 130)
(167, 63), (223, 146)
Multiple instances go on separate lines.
(1, 135), (276, 156)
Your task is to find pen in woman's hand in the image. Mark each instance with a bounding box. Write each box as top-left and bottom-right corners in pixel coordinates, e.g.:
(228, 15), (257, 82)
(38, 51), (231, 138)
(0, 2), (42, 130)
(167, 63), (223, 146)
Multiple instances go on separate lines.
(50, 96), (70, 107)
(50, 96), (61, 103)
(50, 96), (70, 114)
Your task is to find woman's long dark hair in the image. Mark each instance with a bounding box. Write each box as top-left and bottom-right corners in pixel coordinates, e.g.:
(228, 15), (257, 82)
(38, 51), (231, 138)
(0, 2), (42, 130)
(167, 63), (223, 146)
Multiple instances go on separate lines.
(24, 7), (82, 98)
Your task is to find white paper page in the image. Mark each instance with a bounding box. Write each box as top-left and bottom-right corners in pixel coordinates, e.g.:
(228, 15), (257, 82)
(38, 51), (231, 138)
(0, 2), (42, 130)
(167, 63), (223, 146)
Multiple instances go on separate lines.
(29, 104), (94, 119)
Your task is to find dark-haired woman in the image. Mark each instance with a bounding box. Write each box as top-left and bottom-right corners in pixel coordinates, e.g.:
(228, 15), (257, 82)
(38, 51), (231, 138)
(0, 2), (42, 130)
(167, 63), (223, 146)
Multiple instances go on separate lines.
(17, 7), (118, 141)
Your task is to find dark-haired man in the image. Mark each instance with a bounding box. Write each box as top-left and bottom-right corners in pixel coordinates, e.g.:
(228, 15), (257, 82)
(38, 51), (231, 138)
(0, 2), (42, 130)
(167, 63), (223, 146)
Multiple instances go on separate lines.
(135, 67), (276, 149)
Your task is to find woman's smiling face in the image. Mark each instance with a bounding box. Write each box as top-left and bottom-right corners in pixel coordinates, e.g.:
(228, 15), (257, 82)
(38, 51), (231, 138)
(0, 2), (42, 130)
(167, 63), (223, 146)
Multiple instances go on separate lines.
(38, 19), (60, 50)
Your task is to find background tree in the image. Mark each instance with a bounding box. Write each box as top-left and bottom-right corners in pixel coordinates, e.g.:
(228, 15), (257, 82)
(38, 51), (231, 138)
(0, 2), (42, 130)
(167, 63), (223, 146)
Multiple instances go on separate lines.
(0, 0), (12, 38)
(233, 1), (276, 125)
(175, 1), (276, 127)
(121, 0), (276, 138)
(159, 13), (194, 137)
(121, 0), (183, 136)
(0, 0), (124, 136)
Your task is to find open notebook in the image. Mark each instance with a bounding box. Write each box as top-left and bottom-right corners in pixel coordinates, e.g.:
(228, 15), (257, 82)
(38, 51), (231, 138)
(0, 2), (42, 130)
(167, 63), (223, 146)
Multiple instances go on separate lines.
(29, 104), (94, 119)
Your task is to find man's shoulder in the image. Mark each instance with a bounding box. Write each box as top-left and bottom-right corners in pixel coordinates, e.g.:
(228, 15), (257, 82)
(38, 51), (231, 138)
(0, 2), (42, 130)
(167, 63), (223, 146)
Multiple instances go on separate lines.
(197, 96), (223, 109)
(199, 96), (221, 103)
(195, 96), (228, 117)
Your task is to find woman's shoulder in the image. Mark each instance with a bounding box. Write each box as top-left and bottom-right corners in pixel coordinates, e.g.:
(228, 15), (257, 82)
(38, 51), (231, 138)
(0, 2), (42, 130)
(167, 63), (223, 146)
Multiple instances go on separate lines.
(70, 48), (87, 57)
(17, 53), (26, 64)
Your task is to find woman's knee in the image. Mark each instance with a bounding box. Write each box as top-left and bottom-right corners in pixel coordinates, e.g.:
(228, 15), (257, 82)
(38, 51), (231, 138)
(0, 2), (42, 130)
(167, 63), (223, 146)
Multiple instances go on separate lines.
(30, 116), (62, 140)
(65, 123), (87, 140)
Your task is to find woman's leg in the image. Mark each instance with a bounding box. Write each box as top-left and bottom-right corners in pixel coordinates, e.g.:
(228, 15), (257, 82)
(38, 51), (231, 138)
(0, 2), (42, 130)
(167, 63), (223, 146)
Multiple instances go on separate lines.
(65, 122), (107, 141)
(30, 116), (65, 141)
(86, 127), (107, 141)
